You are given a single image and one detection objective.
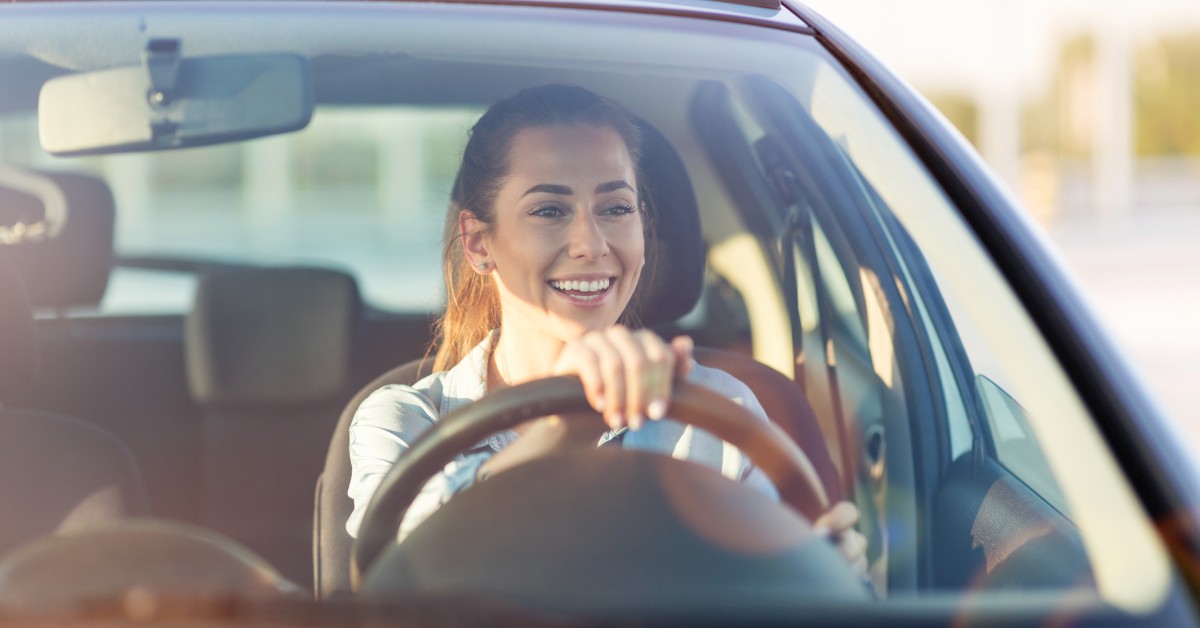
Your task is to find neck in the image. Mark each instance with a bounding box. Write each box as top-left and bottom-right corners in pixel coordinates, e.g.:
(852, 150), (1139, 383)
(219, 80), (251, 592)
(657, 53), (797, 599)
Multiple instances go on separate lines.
(488, 312), (568, 390)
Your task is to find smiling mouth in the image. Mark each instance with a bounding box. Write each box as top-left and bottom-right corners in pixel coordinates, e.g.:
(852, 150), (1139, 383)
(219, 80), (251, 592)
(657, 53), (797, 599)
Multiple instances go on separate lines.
(548, 277), (613, 301)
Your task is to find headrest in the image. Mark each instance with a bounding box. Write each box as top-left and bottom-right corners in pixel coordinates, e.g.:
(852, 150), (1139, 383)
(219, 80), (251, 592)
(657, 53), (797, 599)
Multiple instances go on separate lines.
(185, 267), (361, 409)
(0, 250), (36, 403)
(0, 167), (115, 309)
(631, 122), (705, 327)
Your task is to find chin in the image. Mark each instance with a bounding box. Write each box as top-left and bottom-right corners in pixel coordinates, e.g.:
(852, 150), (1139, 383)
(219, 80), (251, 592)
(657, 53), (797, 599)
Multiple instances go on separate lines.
(550, 314), (622, 341)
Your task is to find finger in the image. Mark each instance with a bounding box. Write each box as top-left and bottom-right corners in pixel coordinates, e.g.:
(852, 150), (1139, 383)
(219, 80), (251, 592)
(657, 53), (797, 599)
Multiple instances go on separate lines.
(670, 335), (694, 379)
(813, 501), (860, 535)
(553, 342), (607, 415)
(840, 529), (868, 564)
(582, 332), (626, 430)
(635, 330), (673, 420)
(607, 327), (650, 430)
(842, 532), (869, 579)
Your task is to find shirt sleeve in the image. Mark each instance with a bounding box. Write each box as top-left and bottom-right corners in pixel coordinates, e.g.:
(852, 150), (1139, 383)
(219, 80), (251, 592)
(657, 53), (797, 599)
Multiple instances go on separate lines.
(345, 384), (492, 539)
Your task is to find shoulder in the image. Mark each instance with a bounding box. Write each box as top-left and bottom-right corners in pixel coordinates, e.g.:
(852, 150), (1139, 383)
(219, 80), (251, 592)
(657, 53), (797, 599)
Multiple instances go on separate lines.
(352, 370), (448, 428)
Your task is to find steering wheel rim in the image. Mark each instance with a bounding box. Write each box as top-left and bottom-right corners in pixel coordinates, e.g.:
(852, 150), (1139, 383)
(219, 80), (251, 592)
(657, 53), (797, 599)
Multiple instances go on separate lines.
(351, 375), (829, 588)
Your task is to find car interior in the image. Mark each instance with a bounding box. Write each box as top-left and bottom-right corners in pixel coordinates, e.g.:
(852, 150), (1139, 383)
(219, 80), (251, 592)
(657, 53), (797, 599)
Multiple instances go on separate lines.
(0, 3), (1183, 623)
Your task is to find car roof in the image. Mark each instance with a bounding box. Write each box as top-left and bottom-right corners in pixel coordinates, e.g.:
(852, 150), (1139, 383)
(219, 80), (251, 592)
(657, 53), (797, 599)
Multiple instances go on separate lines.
(2, 0), (800, 14)
(0, 0), (811, 50)
(0, 0), (813, 118)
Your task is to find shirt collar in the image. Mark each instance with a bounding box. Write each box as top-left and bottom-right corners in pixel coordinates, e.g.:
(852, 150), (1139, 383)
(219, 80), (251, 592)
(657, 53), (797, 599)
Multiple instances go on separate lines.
(438, 330), (495, 417)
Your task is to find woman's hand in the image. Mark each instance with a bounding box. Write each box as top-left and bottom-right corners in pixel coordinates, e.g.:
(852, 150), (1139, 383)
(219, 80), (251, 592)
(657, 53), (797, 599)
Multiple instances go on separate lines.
(814, 501), (869, 579)
(476, 328), (694, 482)
(552, 326), (694, 431)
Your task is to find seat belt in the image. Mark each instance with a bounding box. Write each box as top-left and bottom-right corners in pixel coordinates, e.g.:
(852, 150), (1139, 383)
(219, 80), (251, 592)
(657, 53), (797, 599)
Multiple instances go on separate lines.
(758, 138), (854, 497)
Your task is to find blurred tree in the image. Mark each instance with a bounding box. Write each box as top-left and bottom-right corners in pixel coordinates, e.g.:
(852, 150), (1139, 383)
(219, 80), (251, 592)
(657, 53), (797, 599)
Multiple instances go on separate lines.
(153, 143), (244, 198)
(1022, 33), (1095, 159)
(1135, 33), (1200, 156)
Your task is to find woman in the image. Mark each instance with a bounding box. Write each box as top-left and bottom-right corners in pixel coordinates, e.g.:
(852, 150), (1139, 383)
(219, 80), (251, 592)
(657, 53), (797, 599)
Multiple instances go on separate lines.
(346, 84), (867, 575)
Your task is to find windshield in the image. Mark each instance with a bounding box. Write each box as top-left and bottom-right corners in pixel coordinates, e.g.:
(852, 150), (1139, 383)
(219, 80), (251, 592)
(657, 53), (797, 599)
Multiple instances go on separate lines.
(0, 1), (1186, 624)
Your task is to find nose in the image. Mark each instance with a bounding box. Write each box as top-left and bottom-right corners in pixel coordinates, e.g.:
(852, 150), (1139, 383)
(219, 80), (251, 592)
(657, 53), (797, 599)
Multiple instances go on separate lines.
(567, 211), (609, 260)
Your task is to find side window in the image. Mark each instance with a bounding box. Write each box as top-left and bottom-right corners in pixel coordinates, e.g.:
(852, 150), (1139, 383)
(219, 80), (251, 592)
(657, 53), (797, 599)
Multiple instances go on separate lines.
(977, 375), (1068, 511)
(875, 202), (1067, 511)
(873, 219), (976, 462)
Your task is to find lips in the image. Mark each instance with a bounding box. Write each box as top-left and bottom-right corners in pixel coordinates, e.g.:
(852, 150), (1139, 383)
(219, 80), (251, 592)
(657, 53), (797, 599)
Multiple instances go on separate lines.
(548, 276), (614, 302)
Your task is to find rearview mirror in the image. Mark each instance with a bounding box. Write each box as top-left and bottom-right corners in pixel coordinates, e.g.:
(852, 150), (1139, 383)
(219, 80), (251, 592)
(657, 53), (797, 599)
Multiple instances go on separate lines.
(38, 40), (312, 156)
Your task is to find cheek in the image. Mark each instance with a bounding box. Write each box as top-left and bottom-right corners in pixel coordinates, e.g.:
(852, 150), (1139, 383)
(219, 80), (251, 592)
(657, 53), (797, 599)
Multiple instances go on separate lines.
(491, 226), (551, 274)
(619, 223), (646, 272)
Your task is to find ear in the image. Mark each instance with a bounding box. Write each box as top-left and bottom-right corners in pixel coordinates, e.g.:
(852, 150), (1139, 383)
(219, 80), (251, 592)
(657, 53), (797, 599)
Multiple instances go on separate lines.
(460, 210), (491, 273)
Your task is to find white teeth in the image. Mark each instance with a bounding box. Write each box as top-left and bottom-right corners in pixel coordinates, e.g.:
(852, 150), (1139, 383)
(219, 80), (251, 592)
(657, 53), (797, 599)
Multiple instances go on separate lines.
(551, 278), (611, 293)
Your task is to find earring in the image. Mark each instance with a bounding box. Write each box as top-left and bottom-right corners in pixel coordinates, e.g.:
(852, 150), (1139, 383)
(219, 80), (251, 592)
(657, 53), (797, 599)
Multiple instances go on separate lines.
(476, 261), (489, 271)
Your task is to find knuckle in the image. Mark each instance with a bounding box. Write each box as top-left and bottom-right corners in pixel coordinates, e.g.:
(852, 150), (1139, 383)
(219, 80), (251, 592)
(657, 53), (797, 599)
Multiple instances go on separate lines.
(624, 351), (645, 372)
(642, 338), (667, 361)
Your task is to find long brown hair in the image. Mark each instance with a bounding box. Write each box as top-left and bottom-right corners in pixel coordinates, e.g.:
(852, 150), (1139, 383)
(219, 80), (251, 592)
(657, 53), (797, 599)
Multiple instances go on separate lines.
(432, 84), (645, 372)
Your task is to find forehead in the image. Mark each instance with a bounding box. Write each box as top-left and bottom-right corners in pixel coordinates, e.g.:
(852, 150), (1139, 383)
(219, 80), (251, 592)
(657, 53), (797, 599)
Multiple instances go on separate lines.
(504, 125), (637, 187)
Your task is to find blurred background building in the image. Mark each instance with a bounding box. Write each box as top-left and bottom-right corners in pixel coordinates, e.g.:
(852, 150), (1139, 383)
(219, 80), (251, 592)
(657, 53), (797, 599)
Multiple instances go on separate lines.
(803, 0), (1200, 443)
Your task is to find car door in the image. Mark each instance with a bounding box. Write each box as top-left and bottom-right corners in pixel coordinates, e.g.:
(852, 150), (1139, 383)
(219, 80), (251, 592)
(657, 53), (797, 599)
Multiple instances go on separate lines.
(745, 70), (1097, 593)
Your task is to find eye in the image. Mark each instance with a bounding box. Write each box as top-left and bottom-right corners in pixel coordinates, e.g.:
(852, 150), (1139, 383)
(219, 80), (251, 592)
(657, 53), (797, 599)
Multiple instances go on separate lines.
(601, 201), (636, 216)
(529, 203), (565, 219)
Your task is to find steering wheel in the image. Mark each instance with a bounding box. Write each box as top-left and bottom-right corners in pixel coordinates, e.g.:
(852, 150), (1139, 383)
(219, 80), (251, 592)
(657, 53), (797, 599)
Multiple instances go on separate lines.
(352, 376), (834, 591)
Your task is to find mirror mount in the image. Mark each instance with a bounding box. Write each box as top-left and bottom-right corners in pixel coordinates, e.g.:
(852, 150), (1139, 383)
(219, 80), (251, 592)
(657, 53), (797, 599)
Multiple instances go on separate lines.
(144, 38), (182, 109)
(144, 38), (183, 144)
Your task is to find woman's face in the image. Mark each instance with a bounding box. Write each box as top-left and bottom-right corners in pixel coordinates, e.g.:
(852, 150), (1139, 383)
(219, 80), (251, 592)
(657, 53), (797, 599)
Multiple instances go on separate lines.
(471, 123), (644, 342)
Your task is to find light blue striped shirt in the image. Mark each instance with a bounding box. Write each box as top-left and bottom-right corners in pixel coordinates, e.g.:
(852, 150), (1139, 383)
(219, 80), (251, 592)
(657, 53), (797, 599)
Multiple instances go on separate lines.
(346, 333), (776, 539)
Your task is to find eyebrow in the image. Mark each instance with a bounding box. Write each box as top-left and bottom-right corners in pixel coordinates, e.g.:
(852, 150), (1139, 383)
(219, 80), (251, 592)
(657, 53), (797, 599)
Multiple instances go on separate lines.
(596, 180), (635, 194)
(521, 180), (635, 198)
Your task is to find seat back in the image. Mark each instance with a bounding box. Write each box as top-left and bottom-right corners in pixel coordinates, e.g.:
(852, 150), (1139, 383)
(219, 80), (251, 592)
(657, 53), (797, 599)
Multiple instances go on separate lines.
(185, 266), (361, 589)
(0, 166), (115, 310)
(0, 249), (149, 558)
(313, 357), (431, 599)
(0, 410), (152, 558)
(692, 347), (841, 503)
(1, 168), (201, 524)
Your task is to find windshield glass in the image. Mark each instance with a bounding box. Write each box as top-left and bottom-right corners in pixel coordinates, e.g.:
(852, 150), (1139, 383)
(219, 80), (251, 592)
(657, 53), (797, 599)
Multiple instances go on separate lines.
(0, 2), (1184, 623)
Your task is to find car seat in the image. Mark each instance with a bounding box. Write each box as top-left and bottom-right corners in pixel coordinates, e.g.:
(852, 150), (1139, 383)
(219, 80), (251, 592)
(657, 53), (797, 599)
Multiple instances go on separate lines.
(312, 121), (842, 598)
(0, 166), (115, 310)
(185, 266), (361, 590)
(0, 248), (150, 558)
